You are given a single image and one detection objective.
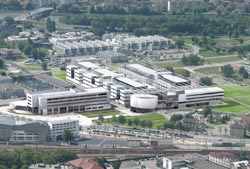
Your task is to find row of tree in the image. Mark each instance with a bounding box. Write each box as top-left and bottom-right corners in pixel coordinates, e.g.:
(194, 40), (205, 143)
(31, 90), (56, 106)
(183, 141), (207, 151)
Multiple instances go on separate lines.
(60, 13), (250, 37)
(181, 54), (204, 66)
(0, 149), (76, 169)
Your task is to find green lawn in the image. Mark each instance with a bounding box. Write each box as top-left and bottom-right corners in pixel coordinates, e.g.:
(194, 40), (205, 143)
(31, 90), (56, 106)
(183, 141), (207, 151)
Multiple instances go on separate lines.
(216, 84), (250, 97)
(213, 100), (250, 114)
(234, 97), (250, 105)
(102, 114), (168, 129)
(154, 60), (184, 68)
(195, 66), (221, 75)
(199, 50), (219, 57)
(80, 109), (121, 118)
(22, 65), (42, 71)
(205, 56), (242, 64)
(0, 68), (7, 73)
(52, 71), (66, 81)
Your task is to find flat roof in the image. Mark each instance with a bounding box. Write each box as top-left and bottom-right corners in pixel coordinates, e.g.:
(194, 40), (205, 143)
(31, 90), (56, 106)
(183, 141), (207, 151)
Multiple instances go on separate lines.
(48, 119), (79, 124)
(115, 77), (147, 88)
(185, 87), (224, 95)
(161, 74), (189, 83)
(127, 64), (157, 76)
(35, 74), (75, 88)
(78, 62), (100, 69)
(83, 87), (108, 93)
(94, 68), (119, 77)
(0, 115), (15, 125)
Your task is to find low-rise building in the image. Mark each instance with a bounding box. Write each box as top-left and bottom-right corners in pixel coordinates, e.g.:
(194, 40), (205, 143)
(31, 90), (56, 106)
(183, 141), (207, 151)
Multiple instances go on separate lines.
(0, 115), (49, 143)
(26, 88), (111, 115)
(230, 123), (245, 138)
(0, 83), (25, 99)
(0, 48), (21, 59)
(209, 152), (235, 168)
(68, 158), (103, 169)
(167, 0), (204, 13)
(48, 119), (79, 141)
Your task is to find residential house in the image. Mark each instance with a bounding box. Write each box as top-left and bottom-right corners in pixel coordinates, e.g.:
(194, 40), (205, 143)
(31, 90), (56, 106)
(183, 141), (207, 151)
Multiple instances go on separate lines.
(209, 152), (235, 168)
(68, 158), (103, 169)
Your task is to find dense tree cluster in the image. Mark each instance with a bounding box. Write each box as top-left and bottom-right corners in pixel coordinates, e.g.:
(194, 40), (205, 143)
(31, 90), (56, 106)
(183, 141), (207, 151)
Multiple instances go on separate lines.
(0, 149), (76, 169)
(181, 54), (203, 66)
(239, 66), (249, 79)
(17, 41), (46, 60)
(60, 14), (250, 37)
(46, 18), (56, 33)
(200, 77), (213, 86)
(110, 115), (153, 128)
(221, 64), (234, 77)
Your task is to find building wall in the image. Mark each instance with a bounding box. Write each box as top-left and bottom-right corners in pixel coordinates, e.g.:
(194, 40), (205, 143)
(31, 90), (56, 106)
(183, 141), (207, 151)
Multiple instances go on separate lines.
(230, 128), (245, 138)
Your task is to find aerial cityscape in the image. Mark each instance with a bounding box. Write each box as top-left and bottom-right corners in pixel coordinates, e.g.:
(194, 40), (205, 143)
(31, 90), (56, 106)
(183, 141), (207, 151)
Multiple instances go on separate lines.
(1, 0), (250, 168)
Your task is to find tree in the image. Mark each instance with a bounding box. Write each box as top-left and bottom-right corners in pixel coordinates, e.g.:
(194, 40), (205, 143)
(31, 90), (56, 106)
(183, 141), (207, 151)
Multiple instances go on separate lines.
(239, 66), (246, 74)
(46, 18), (52, 32)
(181, 54), (203, 66)
(202, 106), (212, 118)
(111, 115), (117, 122)
(146, 120), (153, 128)
(200, 77), (213, 86)
(95, 157), (108, 168)
(118, 115), (126, 124)
(51, 21), (56, 32)
(23, 44), (32, 56)
(133, 118), (140, 126)
(0, 59), (4, 69)
(98, 115), (104, 121)
(164, 122), (175, 129)
(4, 16), (15, 25)
(238, 38), (244, 45)
(127, 119), (132, 126)
(62, 129), (74, 143)
(243, 70), (249, 79)
(170, 114), (183, 122)
(232, 30), (239, 39)
(141, 120), (146, 128)
(221, 64), (234, 77)
(175, 38), (185, 49)
(41, 62), (47, 70)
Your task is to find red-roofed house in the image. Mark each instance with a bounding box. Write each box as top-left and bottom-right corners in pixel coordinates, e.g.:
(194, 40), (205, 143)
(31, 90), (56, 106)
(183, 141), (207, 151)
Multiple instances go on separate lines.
(241, 117), (250, 125)
(209, 152), (236, 168)
(68, 158), (103, 169)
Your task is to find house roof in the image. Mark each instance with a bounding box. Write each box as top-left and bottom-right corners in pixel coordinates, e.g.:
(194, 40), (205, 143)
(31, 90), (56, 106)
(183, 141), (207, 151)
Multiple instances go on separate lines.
(241, 117), (250, 124)
(230, 123), (245, 129)
(209, 152), (235, 160)
(68, 158), (103, 169)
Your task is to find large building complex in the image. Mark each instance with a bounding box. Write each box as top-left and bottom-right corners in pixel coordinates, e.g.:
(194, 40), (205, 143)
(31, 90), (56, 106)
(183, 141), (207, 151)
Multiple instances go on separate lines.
(66, 62), (224, 111)
(51, 35), (172, 57)
(27, 88), (111, 115)
(0, 115), (49, 143)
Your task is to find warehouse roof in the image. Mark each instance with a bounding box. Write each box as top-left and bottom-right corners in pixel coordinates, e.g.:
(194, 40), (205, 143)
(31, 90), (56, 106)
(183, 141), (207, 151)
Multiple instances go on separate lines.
(115, 77), (147, 88)
(161, 74), (189, 83)
(127, 64), (157, 76)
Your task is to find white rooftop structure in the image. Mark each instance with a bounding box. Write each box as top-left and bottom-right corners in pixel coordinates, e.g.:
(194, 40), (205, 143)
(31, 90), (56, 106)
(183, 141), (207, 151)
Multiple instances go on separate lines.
(115, 77), (147, 88)
(184, 87), (224, 95)
(161, 74), (189, 83)
(94, 68), (120, 77)
(126, 64), (158, 77)
(78, 62), (100, 69)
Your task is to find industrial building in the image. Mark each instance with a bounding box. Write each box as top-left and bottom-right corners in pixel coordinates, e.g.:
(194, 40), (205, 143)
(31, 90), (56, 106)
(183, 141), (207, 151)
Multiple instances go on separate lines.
(52, 35), (172, 56)
(0, 115), (49, 143)
(26, 88), (111, 115)
(66, 62), (224, 112)
(97, 51), (128, 63)
(0, 83), (25, 99)
(48, 119), (79, 141)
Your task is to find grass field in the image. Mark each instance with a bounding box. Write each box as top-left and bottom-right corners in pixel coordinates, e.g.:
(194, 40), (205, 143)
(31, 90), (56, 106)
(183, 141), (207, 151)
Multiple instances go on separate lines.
(102, 114), (168, 129)
(0, 68), (7, 73)
(80, 109), (121, 118)
(205, 56), (242, 64)
(154, 60), (183, 68)
(199, 50), (219, 57)
(234, 97), (250, 105)
(213, 100), (250, 114)
(22, 65), (42, 71)
(52, 71), (66, 81)
(195, 66), (221, 75)
(216, 84), (250, 97)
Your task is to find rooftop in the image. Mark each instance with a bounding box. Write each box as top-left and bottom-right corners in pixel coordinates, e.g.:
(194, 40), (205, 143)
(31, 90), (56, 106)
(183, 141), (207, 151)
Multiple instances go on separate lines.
(115, 77), (147, 88)
(209, 152), (235, 159)
(78, 62), (100, 69)
(185, 87), (224, 95)
(126, 64), (158, 77)
(161, 74), (189, 83)
(68, 158), (103, 169)
(94, 68), (120, 77)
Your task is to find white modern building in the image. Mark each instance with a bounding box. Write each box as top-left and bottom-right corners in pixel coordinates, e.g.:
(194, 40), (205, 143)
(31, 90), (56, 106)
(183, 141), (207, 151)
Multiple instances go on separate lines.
(26, 88), (111, 115)
(48, 119), (79, 141)
(167, 0), (204, 12)
(130, 94), (158, 112)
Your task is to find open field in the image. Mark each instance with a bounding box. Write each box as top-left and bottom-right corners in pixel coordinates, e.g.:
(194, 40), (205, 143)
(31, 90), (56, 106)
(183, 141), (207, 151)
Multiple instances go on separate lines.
(205, 56), (242, 64)
(80, 109), (121, 118)
(234, 97), (250, 105)
(213, 100), (250, 114)
(154, 60), (183, 68)
(216, 84), (250, 97)
(52, 71), (66, 81)
(22, 64), (42, 71)
(195, 66), (221, 75)
(102, 114), (168, 129)
(0, 68), (7, 73)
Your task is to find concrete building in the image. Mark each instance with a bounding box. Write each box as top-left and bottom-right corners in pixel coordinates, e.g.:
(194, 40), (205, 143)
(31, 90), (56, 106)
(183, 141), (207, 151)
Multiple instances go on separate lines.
(0, 115), (49, 143)
(26, 88), (111, 115)
(167, 0), (204, 12)
(97, 51), (128, 63)
(230, 123), (245, 138)
(209, 152), (235, 168)
(0, 83), (25, 99)
(48, 119), (79, 141)
(0, 48), (21, 59)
